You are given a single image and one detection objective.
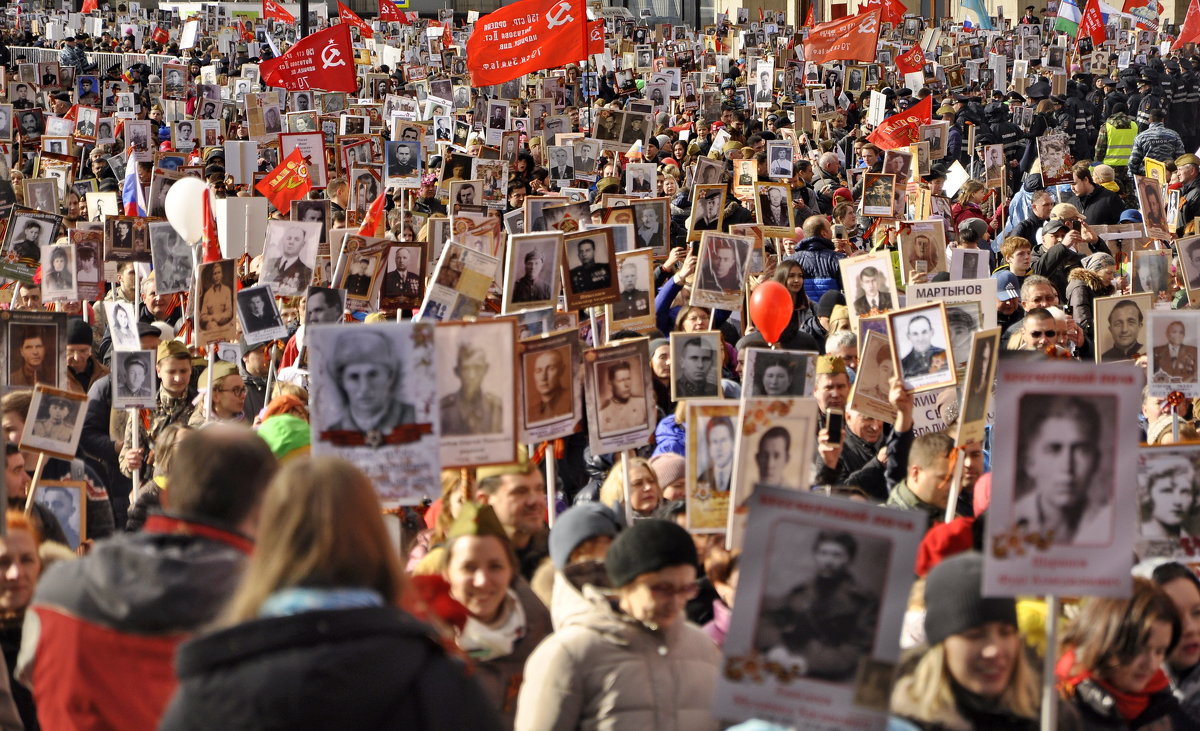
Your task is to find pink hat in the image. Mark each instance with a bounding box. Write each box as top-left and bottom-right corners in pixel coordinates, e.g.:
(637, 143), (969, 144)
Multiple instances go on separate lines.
(833, 187), (853, 202)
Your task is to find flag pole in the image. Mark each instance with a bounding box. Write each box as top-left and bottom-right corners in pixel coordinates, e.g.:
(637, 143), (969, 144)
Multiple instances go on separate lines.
(582, 5), (592, 134)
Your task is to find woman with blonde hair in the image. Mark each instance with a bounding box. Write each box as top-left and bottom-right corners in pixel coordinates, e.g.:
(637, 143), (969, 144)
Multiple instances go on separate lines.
(599, 456), (663, 518)
(1056, 577), (1186, 728)
(890, 553), (1041, 730)
(161, 457), (500, 730)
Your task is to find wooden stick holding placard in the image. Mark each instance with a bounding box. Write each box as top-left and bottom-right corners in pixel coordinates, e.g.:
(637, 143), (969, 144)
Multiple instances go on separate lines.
(203, 344), (216, 422)
(1041, 595), (1059, 731)
(22, 452), (47, 515)
(545, 446), (557, 529)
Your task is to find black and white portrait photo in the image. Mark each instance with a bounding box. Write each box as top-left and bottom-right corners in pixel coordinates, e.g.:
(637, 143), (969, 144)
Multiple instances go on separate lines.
(625, 162), (655, 194)
(1136, 447), (1200, 551)
(742, 348), (814, 398)
(1011, 393), (1114, 545)
(385, 140), (421, 185)
(104, 301), (140, 352)
(435, 320), (517, 467)
(631, 198), (669, 254)
(113, 350), (156, 408)
(33, 482), (85, 551)
(304, 286), (346, 326)
(766, 141), (793, 179)
(562, 230), (618, 310)
(309, 323), (440, 504)
(692, 232), (751, 309)
(237, 285), (287, 344)
(888, 304), (956, 393)
(752, 526), (886, 683)
(261, 220), (321, 296)
(148, 221), (194, 295)
(504, 233), (560, 312)
(20, 387), (85, 459)
(547, 146), (576, 182)
(609, 252), (653, 323)
(40, 245), (77, 303)
(670, 331), (722, 400)
(755, 182), (795, 235)
(689, 186), (726, 240)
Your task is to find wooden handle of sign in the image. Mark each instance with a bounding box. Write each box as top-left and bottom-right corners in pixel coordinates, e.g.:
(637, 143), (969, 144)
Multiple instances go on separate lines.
(544, 444), (557, 529)
(23, 452), (47, 515)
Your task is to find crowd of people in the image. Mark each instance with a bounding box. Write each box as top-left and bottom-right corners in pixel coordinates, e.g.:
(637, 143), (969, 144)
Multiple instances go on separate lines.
(0, 0), (1196, 728)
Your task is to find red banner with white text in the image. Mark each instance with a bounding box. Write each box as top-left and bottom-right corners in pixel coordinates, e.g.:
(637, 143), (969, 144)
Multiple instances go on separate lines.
(467, 0), (588, 87)
(802, 9), (881, 64)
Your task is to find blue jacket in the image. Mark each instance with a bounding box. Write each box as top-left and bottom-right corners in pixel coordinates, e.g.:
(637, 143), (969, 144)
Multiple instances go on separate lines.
(788, 236), (844, 304)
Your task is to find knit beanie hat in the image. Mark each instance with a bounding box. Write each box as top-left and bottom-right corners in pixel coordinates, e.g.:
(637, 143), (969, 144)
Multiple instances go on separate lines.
(549, 503), (621, 569)
(649, 453), (685, 490)
(924, 552), (1017, 646)
(67, 318), (93, 347)
(257, 414), (311, 461)
(605, 519), (697, 588)
(816, 289), (845, 319)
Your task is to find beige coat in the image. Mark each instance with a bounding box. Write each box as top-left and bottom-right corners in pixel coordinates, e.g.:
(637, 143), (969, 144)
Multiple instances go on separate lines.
(515, 583), (720, 731)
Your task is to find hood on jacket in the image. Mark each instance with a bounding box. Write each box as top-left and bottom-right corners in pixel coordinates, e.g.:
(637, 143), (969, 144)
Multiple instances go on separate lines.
(38, 530), (248, 634)
(797, 235), (835, 252)
(549, 561), (612, 631)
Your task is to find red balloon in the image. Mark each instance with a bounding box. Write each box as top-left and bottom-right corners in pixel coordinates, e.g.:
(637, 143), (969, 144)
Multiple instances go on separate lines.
(749, 280), (793, 346)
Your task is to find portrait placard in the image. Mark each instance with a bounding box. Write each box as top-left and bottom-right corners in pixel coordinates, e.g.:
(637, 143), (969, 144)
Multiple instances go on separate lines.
(32, 481), (87, 551)
(741, 348), (817, 398)
(19, 385), (86, 461)
(1, 207), (60, 283)
(1135, 445), (1200, 562)
(309, 322), (440, 506)
(583, 337), (655, 456)
(847, 331), (897, 424)
(237, 284), (288, 345)
(688, 184), (726, 241)
(561, 228), (619, 310)
(956, 327), (1001, 445)
(196, 259), (237, 348)
(518, 329), (581, 443)
(754, 182), (795, 238)
(861, 172), (896, 218)
(886, 302), (957, 394)
(605, 248), (656, 333)
(434, 320), (518, 468)
(1131, 248), (1172, 304)
(1147, 311), (1200, 397)
(147, 221), (193, 295)
(690, 232), (751, 310)
(112, 350), (157, 409)
(983, 361), (1140, 598)
(841, 252), (898, 331)
(503, 232), (562, 314)
(3, 310), (67, 391)
(418, 241), (500, 323)
(261, 220), (321, 297)
(670, 331), (722, 401)
(685, 399), (740, 533)
(1178, 236), (1200, 307)
(896, 219), (947, 284)
(713, 486), (923, 728)
(725, 397), (820, 549)
(379, 243), (428, 312)
(1094, 293), (1152, 363)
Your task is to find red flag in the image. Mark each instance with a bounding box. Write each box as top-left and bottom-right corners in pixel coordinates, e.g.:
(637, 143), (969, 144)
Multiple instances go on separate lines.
(1174, 0), (1200, 49)
(803, 9), (881, 64)
(260, 24), (358, 92)
(861, 0), (905, 25)
(1123, 0), (1161, 29)
(378, 0), (403, 22)
(804, 3), (815, 27)
(895, 44), (926, 74)
(867, 94), (933, 150)
(255, 147), (313, 215)
(81, 0), (97, 12)
(239, 20), (255, 42)
(1077, 0), (1106, 48)
(201, 189), (222, 263)
(263, 0), (296, 23)
(337, 1), (373, 39)
(152, 26), (169, 44)
(587, 19), (605, 54)
(357, 190), (387, 236)
(467, 0), (587, 87)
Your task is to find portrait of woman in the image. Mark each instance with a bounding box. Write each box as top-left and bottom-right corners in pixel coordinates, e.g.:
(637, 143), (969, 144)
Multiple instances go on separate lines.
(1012, 395), (1111, 545)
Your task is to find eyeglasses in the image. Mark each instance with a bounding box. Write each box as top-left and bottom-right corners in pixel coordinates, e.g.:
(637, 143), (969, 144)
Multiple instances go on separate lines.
(645, 582), (700, 600)
(216, 386), (247, 396)
(1025, 330), (1055, 339)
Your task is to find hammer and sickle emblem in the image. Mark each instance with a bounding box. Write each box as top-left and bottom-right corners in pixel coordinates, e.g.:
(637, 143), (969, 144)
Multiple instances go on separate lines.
(321, 40), (346, 68)
(546, 0), (574, 29)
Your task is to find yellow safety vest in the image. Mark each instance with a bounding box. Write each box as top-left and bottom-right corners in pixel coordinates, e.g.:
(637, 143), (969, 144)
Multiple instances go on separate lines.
(1103, 122), (1137, 168)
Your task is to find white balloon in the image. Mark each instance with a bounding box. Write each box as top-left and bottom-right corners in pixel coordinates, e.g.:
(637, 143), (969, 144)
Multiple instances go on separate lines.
(163, 177), (209, 244)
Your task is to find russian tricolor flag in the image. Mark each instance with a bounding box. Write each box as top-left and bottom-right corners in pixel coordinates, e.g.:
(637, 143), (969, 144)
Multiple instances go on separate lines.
(122, 146), (145, 217)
